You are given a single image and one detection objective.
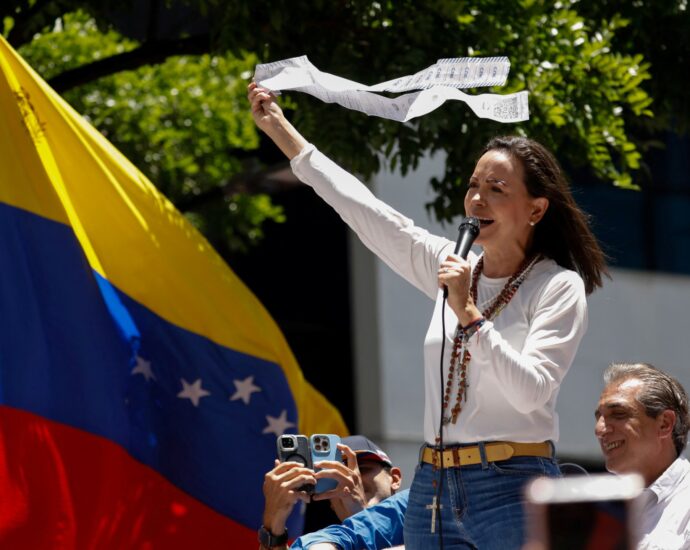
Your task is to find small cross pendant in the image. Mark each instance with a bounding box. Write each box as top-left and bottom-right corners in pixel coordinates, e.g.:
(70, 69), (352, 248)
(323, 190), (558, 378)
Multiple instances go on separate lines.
(426, 496), (443, 534)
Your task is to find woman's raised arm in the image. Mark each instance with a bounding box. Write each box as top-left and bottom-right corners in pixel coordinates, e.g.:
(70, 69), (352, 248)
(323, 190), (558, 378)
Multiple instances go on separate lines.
(248, 81), (307, 160)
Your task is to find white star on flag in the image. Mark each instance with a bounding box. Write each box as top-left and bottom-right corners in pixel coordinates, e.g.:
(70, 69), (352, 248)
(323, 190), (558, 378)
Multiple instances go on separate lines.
(177, 378), (211, 407)
(262, 410), (295, 437)
(230, 375), (261, 405)
(131, 355), (155, 382)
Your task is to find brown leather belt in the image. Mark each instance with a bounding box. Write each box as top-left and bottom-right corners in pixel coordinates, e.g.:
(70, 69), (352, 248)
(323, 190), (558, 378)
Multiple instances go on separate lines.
(421, 441), (552, 468)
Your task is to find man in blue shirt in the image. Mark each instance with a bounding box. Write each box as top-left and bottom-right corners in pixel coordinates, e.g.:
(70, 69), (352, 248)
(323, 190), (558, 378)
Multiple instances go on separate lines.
(290, 489), (408, 549)
(259, 435), (403, 550)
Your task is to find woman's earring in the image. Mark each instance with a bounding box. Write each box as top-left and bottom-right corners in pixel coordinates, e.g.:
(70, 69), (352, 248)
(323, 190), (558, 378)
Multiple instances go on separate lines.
(529, 221), (536, 226)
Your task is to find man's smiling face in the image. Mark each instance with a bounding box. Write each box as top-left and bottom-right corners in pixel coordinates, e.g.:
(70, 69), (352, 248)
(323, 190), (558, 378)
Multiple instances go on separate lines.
(595, 378), (667, 484)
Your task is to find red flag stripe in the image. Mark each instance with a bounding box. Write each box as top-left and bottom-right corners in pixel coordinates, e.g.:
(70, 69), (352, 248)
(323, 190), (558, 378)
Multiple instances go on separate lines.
(0, 405), (257, 549)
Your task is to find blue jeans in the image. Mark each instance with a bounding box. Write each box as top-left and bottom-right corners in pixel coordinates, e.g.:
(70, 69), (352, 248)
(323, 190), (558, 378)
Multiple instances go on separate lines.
(403, 445), (561, 550)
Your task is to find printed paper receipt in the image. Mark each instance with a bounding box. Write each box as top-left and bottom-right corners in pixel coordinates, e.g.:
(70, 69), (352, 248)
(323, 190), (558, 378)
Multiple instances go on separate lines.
(254, 56), (529, 123)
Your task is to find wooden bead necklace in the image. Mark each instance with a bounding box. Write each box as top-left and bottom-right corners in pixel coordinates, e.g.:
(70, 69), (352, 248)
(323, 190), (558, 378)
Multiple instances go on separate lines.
(432, 253), (541, 468)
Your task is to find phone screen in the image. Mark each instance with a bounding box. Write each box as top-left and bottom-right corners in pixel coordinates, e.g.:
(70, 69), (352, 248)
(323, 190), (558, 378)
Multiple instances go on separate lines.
(545, 500), (630, 550)
(524, 473), (643, 550)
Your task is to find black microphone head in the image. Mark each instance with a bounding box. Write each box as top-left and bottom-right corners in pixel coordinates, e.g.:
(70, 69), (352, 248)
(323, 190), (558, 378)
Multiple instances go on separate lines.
(459, 216), (480, 236)
(452, 216), (481, 259)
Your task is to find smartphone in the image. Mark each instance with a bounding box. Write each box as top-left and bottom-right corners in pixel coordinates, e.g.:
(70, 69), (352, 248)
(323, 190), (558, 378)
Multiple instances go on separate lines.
(524, 473), (644, 550)
(276, 434), (314, 494)
(310, 434), (342, 495)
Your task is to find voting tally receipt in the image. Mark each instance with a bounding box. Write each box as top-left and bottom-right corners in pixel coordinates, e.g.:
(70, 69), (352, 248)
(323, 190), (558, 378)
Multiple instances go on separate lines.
(254, 55), (529, 123)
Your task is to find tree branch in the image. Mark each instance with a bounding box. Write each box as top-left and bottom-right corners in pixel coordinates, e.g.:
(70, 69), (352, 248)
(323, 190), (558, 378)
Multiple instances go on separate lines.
(47, 33), (210, 92)
(174, 161), (293, 213)
(146, 0), (160, 42)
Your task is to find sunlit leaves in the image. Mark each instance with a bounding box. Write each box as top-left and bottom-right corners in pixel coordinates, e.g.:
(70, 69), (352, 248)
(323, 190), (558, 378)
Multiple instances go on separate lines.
(18, 10), (282, 252)
(214, 0), (654, 219)
(7, 0), (666, 230)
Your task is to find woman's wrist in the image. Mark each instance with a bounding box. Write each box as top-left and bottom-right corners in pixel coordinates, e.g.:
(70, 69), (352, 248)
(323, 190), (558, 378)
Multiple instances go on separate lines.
(267, 117), (307, 159)
(462, 317), (486, 340)
(458, 304), (482, 328)
(461, 316), (485, 331)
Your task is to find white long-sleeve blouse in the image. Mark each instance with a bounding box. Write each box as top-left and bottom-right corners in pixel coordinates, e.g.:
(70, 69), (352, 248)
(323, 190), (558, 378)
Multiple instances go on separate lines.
(291, 144), (588, 445)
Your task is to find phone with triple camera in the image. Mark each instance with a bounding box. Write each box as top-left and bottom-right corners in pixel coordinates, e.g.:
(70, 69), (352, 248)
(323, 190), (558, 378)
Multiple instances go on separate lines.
(310, 434), (342, 495)
(276, 434), (314, 494)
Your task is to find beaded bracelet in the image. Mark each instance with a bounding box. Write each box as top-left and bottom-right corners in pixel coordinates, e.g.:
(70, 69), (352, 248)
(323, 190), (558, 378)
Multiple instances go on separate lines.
(462, 316), (485, 331)
(462, 317), (486, 340)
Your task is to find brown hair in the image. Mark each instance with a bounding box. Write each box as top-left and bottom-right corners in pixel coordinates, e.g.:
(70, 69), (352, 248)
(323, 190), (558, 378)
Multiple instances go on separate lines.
(604, 362), (690, 456)
(483, 136), (608, 294)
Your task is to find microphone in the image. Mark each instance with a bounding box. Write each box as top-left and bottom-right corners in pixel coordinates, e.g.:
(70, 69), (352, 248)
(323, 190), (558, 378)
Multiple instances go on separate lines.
(443, 217), (480, 298)
(453, 216), (480, 258)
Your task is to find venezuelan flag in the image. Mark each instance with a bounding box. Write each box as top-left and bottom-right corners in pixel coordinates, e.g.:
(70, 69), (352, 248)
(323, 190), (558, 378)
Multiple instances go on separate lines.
(0, 35), (347, 548)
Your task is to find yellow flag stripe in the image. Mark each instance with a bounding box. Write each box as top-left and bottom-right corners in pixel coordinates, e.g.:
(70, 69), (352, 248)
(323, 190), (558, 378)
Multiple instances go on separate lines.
(0, 35), (347, 437)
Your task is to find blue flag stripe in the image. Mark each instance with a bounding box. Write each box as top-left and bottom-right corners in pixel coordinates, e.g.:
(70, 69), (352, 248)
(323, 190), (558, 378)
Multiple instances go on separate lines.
(0, 201), (300, 530)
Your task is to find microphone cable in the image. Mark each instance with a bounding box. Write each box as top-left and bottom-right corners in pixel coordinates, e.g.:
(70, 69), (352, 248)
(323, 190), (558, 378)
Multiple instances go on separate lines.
(435, 294), (449, 550)
(434, 217), (479, 550)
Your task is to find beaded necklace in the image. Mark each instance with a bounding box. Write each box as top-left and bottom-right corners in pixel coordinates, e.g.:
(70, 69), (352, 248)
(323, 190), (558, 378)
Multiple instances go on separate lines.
(434, 253), (541, 451)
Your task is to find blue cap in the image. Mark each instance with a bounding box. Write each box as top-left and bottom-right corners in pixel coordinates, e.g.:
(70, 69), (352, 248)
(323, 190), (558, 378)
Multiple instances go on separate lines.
(341, 435), (392, 467)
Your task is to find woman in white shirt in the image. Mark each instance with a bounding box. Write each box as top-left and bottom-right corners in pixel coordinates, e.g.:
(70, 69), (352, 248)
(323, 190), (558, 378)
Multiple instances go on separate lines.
(248, 82), (607, 549)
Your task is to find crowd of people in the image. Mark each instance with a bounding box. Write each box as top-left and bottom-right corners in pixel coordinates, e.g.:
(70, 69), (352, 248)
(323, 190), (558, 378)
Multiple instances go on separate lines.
(248, 82), (690, 549)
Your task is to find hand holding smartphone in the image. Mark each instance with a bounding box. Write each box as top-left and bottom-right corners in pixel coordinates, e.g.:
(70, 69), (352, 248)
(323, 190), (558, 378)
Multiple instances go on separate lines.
(275, 434), (343, 496)
(310, 434), (342, 495)
(276, 434), (315, 494)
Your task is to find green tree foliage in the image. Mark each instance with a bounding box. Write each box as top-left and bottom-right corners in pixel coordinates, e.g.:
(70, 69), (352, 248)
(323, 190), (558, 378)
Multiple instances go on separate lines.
(216, 0), (655, 219)
(5, 7), (284, 253)
(576, 1), (690, 188)
(579, 1), (690, 134)
(3, 0), (677, 237)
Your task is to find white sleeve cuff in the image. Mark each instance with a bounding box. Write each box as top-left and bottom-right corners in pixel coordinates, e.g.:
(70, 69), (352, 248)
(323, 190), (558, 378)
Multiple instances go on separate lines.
(289, 142), (316, 169)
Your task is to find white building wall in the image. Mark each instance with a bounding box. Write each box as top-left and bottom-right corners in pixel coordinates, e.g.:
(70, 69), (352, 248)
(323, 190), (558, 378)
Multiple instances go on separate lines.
(350, 154), (690, 489)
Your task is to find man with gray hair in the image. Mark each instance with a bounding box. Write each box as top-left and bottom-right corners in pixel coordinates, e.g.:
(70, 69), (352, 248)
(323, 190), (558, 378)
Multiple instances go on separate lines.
(595, 362), (690, 549)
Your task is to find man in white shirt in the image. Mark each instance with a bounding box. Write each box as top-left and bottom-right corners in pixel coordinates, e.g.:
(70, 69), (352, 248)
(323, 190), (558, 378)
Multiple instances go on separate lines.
(595, 362), (690, 549)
